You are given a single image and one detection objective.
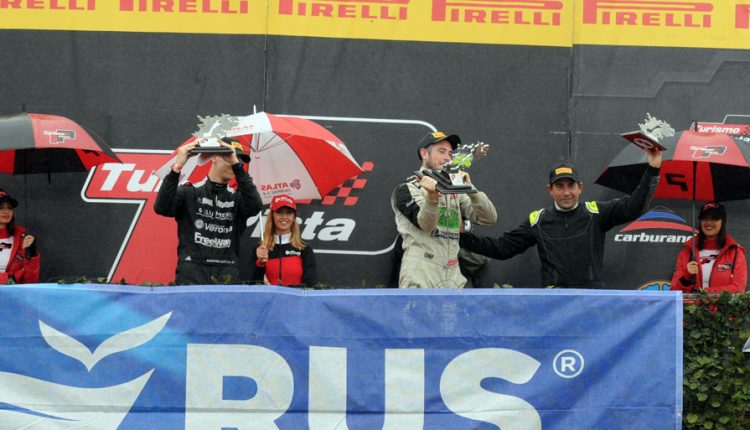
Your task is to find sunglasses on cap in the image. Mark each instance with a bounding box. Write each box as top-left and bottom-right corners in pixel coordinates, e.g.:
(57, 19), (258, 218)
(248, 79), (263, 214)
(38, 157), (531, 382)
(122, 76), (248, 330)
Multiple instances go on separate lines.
(702, 202), (720, 211)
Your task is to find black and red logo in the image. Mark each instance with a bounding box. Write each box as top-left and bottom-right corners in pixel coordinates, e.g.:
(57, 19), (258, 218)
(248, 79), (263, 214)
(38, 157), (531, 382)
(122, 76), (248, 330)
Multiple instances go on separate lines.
(44, 129), (76, 144)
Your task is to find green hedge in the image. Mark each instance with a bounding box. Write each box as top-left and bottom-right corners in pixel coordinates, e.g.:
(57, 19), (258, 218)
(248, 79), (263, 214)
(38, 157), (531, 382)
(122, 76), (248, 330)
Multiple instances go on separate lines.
(683, 292), (750, 429)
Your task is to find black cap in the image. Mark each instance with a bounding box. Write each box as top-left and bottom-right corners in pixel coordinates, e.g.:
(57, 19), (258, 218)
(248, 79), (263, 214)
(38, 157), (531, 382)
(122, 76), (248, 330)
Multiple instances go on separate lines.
(548, 163), (581, 184)
(418, 131), (460, 160)
(0, 190), (18, 208)
(699, 201), (726, 221)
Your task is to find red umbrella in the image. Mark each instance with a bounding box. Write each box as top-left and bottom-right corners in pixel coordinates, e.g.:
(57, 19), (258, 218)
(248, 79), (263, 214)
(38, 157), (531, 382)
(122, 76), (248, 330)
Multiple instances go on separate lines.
(154, 112), (363, 204)
(597, 129), (750, 259)
(596, 130), (750, 202)
(0, 113), (121, 174)
(227, 112), (363, 204)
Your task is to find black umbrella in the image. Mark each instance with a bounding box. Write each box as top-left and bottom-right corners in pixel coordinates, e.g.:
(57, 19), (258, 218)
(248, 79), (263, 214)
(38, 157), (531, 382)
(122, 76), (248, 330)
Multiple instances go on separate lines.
(0, 112), (121, 175)
(597, 129), (750, 259)
(596, 130), (750, 202)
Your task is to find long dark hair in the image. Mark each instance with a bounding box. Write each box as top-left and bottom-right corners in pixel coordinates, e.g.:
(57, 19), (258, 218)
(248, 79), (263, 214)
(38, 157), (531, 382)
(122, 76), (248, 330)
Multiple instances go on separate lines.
(5, 216), (15, 236)
(697, 218), (726, 250)
(0, 189), (15, 236)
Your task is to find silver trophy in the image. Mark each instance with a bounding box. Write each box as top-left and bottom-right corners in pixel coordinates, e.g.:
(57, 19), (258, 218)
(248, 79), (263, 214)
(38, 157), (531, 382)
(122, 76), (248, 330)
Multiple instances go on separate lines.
(621, 113), (674, 151)
(417, 141), (490, 194)
(190, 114), (241, 155)
(446, 141), (490, 172)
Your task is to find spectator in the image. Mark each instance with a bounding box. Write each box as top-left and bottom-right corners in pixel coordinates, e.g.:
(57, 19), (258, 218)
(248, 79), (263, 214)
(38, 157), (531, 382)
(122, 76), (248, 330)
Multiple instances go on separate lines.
(391, 131), (497, 288)
(154, 139), (262, 284)
(0, 189), (39, 284)
(671, 201), (747, 294)
(461, 149), (662, 288)
(250, 194), (316, 288)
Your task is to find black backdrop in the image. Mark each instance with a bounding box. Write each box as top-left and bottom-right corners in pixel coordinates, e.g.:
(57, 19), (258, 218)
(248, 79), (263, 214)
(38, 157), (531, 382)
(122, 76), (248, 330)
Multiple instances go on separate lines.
(1, 30), (749, 288)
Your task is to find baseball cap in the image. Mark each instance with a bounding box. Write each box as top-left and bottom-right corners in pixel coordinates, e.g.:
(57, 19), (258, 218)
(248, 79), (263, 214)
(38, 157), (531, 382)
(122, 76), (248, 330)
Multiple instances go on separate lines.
(699, 201), (726, 221)
(270, 194), (297, 212)
(220, 137), (251, 163)
(418, 131), (461, 160)
(548, 163), (581, 184)
(0, 190), (18, 208)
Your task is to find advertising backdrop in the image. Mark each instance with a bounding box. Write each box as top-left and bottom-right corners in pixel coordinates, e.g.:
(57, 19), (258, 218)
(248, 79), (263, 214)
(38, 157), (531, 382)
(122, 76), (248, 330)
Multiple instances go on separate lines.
(0, 284), (683, 429)
(0, 1), (749, 288)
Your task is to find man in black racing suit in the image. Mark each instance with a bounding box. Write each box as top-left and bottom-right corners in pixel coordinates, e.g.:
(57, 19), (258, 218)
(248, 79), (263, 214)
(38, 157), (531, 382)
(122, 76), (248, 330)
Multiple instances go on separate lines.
(460, 149), (662, 288)
(155, 139), (262, 284)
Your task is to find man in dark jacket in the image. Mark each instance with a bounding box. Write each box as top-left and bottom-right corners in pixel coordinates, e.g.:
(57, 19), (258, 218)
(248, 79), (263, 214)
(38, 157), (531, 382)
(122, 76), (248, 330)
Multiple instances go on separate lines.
(460, 149), (662, 288)
(155, 140), (262, 284)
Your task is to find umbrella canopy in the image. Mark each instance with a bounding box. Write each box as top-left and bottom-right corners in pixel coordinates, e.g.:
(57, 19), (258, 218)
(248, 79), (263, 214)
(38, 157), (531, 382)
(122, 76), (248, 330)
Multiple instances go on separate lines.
(0, 113), (121, 174)
(154, 112), (363, 204)
(596, 131), (750, 201)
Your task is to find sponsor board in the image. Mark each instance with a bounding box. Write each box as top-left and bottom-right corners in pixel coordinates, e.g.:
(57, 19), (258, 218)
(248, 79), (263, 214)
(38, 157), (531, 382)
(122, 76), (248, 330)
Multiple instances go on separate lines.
(1, 0), (749, 48)
(695, 122), (750, 136)
(611, 208), (692, 291)
(81, 114), (430, 284)
(639, 280), (672, 290)
(0, 285), (683, 429)
(269, 0), (572, 46)
(614, 207), (695, 244)
(81, 150), (372, 284)
(0, 0), (263, 34)
(694, 116), (750, 140)
(575, 0), (750, 49)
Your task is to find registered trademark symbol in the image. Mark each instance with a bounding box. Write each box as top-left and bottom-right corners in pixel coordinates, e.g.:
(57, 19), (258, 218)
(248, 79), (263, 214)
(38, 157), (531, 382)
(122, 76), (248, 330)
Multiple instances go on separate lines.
(553, 349), (584, 379)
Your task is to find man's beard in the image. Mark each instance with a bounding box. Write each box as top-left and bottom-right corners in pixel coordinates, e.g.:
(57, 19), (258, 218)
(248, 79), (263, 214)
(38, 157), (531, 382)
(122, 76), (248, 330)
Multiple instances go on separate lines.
(426, 159), (446, 170)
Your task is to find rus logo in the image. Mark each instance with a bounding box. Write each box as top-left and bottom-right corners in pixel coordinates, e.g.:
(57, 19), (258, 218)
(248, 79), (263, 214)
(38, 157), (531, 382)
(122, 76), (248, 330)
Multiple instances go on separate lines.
(431, 0), (563, 25)
(0, 312), (170, 428)
(185, 345), (544, 429)
(582, 0), (713, 28)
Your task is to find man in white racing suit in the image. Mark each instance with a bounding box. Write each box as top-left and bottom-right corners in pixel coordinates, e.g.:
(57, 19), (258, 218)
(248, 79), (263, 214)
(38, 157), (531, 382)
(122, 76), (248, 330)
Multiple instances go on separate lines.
(391, 131), (497, 288)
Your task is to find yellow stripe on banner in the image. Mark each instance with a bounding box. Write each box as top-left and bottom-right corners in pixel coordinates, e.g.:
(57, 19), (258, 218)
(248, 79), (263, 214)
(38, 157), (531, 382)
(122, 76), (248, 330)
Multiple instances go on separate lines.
(0, 0), (748, 49)
(0, 0), (574, 45)
(574, 0), (750, 50)
(0, 0), (267, 34)
(267, 0), (574, 47)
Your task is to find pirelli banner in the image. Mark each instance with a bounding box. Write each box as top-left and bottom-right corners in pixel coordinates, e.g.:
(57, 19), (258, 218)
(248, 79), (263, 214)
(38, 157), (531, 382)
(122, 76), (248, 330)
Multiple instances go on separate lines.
(0, 0), (749, 49)
(0, 284), (683, 429)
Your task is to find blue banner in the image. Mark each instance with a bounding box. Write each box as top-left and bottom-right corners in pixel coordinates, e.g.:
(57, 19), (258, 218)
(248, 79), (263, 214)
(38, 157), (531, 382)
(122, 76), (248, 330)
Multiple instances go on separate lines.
(0, 285), (682, 429)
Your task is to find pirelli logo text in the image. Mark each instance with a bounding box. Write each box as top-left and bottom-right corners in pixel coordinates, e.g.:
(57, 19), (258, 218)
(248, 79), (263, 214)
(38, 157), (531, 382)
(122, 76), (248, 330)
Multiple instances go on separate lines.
(119, 0), (250, 13)
(738, 4), (750, 29)
(432, 0), (562, 25)
(583, 0), (713, 28)
(278, 0), (409, 20)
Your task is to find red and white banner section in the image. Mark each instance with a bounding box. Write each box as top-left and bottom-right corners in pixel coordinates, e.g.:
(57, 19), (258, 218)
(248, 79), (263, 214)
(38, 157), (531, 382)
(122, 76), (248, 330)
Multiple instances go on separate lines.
(0, 285), (683, 429)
